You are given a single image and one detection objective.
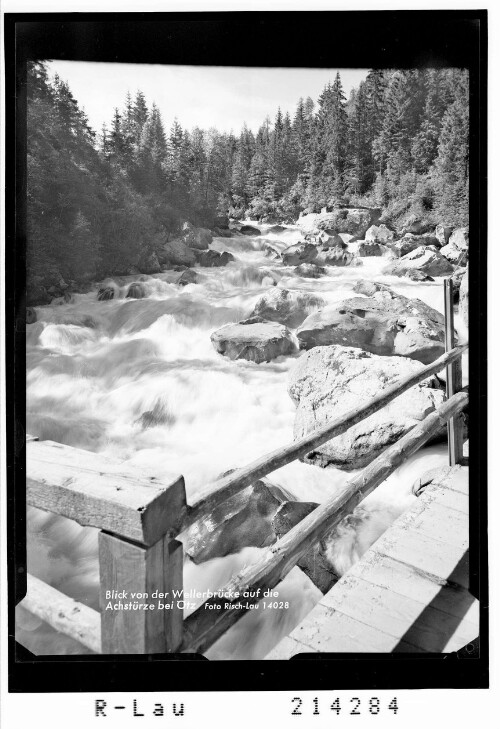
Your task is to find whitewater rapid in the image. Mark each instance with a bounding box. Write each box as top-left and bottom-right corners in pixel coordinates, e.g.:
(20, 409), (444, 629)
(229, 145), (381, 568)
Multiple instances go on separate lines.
(18, 225), (467, 658)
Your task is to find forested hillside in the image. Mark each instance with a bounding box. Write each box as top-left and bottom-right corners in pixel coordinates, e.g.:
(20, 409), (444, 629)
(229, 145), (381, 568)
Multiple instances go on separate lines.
(26, 62), (468, 298)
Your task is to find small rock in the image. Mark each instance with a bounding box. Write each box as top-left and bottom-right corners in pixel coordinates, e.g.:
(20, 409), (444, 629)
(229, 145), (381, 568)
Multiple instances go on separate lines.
(126, 282), (146, 299)
(294, 263), (327, 278)
(97, 287), (115, 301)
(239, 225), (261, 236)
(449, 227), (469, 251)
(176, 269), (198, 286)
(26, 307), (37, 324)
(282, 242), (318, 266)
(350, 241), (384, 257)
(196, 250), (235, 267)
(316, 247), (356, 266)
(435, 225), (453, 247)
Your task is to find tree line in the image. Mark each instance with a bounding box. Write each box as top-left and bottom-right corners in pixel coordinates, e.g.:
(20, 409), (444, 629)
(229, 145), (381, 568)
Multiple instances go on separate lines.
(26, 62), (468, 293)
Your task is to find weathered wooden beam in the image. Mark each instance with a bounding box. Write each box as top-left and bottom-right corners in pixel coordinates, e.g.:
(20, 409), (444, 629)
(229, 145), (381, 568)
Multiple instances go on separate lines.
(19, 573), (101, 653)
(26, 440), (187, 546)
(185, 344), (468, 527)
(444, 279), (464, 466)
(180, 390), (468, 654)
(99, 532), (184, 654)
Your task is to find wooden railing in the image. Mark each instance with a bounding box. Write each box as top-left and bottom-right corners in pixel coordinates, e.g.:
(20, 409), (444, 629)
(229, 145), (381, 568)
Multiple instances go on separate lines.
(19, 282), (469, 656)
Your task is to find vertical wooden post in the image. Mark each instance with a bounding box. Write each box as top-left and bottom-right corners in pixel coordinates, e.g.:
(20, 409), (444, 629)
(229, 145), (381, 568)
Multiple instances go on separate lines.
(99, 532), (184, 654)
(444, 278), (464, 466)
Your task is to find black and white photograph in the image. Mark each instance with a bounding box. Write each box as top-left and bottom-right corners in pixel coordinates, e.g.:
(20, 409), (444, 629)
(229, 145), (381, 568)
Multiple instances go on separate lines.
(2, 10), (488, 700)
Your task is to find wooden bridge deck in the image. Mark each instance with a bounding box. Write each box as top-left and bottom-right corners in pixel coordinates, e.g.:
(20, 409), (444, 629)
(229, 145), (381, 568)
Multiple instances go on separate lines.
(265, 465), (478, 657)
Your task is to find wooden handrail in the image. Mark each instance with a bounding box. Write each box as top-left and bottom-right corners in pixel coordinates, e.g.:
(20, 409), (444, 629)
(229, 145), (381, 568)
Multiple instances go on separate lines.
(19, 574), (101, 653)
(180, 390), (468, 654)
(185, 344), (468, 528)
(27, 440), (186, 546)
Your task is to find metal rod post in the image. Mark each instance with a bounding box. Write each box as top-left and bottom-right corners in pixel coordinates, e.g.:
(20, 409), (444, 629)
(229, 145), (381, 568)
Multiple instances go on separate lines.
(444, 278), (463, 465)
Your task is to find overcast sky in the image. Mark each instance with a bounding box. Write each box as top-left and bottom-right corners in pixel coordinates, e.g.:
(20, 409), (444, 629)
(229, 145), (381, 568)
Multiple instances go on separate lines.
(48, 61), (369, 136)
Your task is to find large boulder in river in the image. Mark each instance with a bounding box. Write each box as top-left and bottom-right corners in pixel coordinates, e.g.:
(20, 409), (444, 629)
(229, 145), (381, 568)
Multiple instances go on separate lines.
(365, 224), (394, 245)
(296, 290), (445, 364)
(383, 246), (454, 277)
(459, 267), (469, 326)
(352, 280), (390, 297)
(282, 242), (318, 266)
(183, 224), (213, 250)
(196, 250), (234, 267)
(176, 269), (198, 286)
(317, 230), (346, 248)
(97, 287), (115, 301)
(392, 233), (439, 257)
(288, 345), (446, 471)
(158, 238), (196, 267)
(211, 317), (296, 363)
(298, 208), (380, 238)
(251, 288), (324, 328)
(183, 477), (295, 563)
(267, 225), (287, 234)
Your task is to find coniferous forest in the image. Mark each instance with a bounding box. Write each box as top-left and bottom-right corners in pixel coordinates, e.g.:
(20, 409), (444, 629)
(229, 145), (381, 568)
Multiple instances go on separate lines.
(27, 62), (469, 300)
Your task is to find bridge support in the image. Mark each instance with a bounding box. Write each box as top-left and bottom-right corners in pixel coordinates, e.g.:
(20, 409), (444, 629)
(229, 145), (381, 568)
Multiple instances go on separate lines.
(444, 278), (464, 466)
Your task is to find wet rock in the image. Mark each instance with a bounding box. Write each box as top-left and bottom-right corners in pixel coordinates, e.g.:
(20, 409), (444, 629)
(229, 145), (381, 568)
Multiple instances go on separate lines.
(352, 280), (390, 297)
(350, 241), (384, 257)
(449, 227), (469, 251)
(176, 269), (198, 286)
(298, 208), (381, 239)
(27, 284), (51, 306)
(317, 231), (346, 248)
(263, 243), (281, 259)
(460, 267), (468, 326)
(97, 287), (115, 301)
(404, 269), (435, 282)
(158, 238), (196, 267)
(435, 225), (453, 247)
(282, 242), (318, 266)
(26, 307), (37, 324)
(183, 477), (295, 564)
(365, 224), (394, 244)
(392, 233), (440, 257)
(139, 251), (161, 275)
(297, 291), (445, 364)
(451, 267), (467, 301)
(183, 223), (213, 250)
(315, 247), (356, 266)
(294, 263), (327, 278)
(135, 401), (175, 430)
(211, 317), (296, 363)
(267, 225), (287, 234)
(196, 250), (235, 267)
(126, 282), (146, 299)
(398, 214), (432, 235)
(239, 225), (261, 236)
(383, 246), (454, 277)
(251, 288), (324, 328)
(288, 345), (446, 471)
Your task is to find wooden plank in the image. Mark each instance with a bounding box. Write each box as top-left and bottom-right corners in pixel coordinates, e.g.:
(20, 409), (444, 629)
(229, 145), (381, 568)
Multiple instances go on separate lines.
(264, 636), (308, 660)
(420, 484), (469, 513)
(319, 574), (477, 653)
(285, 603), (426, 653)
(373, 529), (469, 589)
(99, 532), (184, 654)
(180, 391), (468, 654)
(399, 501), (469, 551)
(186, 344), (468, 526)
(19, 574), (101, 653)
(344, 551), (478, 625)
(27, 440), (187, 545)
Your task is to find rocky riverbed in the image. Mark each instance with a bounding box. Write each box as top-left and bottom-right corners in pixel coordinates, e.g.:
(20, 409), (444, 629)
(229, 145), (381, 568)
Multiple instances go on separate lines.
(20, 212), (469, 659)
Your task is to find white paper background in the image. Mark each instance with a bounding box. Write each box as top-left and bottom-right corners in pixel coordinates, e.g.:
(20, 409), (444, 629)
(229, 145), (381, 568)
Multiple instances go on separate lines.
(1, 0), (497, 725)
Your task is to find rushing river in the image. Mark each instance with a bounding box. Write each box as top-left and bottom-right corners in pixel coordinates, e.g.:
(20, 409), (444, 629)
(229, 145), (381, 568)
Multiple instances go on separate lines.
(18, 224), (468, 658)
